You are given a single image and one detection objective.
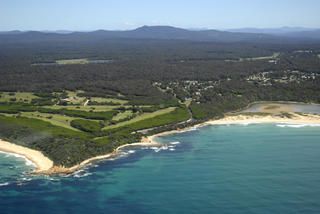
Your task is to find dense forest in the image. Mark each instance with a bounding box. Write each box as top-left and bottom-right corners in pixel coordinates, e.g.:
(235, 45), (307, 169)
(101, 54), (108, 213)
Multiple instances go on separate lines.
(0, 30), (319, 167)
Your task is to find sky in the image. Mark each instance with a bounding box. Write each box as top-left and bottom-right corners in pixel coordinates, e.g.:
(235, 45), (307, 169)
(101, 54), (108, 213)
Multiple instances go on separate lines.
(1, 0), (320, 31)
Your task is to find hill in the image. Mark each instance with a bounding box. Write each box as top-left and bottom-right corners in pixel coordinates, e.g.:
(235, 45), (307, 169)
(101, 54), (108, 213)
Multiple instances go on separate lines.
(0, 25), (307, 43)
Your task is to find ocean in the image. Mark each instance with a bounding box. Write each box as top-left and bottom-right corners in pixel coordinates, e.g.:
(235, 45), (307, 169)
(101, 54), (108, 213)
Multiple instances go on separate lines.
(1, 123), (320, 214)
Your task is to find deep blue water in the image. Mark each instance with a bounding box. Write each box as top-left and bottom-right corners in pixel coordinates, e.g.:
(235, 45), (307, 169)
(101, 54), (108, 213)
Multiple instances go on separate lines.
(1, 124), (320, 214)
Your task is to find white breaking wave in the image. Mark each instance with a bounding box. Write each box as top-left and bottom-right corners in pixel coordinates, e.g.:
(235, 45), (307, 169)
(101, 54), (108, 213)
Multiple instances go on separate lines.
(118, 151), (131, 157)
(0, 182), (10, 187)
(0, 151), (36, 167)
(149, 144), (177, 152)
(73, 172), (92, 178)
(115, 150), (136, 158)
(186, 127), (198, 132)
(277, 124), (320, 128)
(170, 141), (180, 145)
(72, 169), (92, 178)
(149, 147), (159, 150)
(48, 177), (60, 181)
(20, 177), (32, 182)
(150, 145), (169, 153)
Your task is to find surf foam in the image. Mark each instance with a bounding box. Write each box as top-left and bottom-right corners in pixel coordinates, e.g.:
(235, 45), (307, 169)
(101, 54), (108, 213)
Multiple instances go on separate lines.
(0, 151), (36, 167)
(277, 124), (320, 128)
(0, 182), (10, 187)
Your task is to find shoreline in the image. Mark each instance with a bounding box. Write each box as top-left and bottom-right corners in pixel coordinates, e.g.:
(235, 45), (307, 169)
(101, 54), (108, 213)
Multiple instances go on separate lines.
(205, 113), (320, 126)
(1, 112), (320, 175)
(0, 136), (162, 175)
(0, 140), (54, 173)
(43, 137), (162, 175)
(148, 112), (320, 142)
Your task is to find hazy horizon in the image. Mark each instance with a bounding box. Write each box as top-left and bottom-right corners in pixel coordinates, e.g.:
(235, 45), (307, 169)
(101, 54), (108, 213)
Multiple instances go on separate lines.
(1, 0), (320, 31)
(1, 25), (319, 33)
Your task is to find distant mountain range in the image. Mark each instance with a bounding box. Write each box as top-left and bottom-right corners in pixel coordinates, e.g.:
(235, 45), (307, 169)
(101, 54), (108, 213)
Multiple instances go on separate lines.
(227, 27), (315, 34)
(0, 26), (319, 43)
(227, 27), (320, 39)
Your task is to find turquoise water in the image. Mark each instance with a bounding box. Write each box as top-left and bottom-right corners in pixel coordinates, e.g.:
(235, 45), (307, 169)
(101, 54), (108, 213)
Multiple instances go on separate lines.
(1, 124), (320, 213)
(0, 152), (35, 185)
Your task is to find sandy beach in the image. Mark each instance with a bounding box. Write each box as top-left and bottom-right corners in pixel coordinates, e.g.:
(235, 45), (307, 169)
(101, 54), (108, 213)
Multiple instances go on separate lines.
(148, 113), (320, 143)
(0, 112), (320, 175)
(0, 139), (53, 173)
(0, 136), (161, 175)
(206, 113), (320, 126)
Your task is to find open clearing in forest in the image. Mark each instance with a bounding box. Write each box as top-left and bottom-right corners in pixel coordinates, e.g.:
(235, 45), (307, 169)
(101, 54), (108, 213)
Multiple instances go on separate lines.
(103, 107), (176, 130)
(0, 92), (39, 103)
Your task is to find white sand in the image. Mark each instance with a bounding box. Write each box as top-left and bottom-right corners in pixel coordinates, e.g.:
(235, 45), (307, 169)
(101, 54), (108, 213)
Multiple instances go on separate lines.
(0, 139), (53, 172)
(148, 113), (320, 143)
(206, 113), (320, 126)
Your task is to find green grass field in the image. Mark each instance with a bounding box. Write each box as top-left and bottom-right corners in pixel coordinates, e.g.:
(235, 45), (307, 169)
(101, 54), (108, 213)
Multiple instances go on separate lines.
(0, 92), (39, 103)
(70, 119), (103, 133)
(62, 90), (128, 105)
(43, 105), (120, 112)
(44, 104), (153, 112)
(0, 114), (88, 139)
(20, 112), (84, 131)
(106, 107), (190, 133)
(93, 136), (111, 145)
(62, 90), (87, 105)
(0, 90), (193, 166)
(112, 110), (134, 121)
(90, 97), (128, 104)
(104, 107), (176, 130)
